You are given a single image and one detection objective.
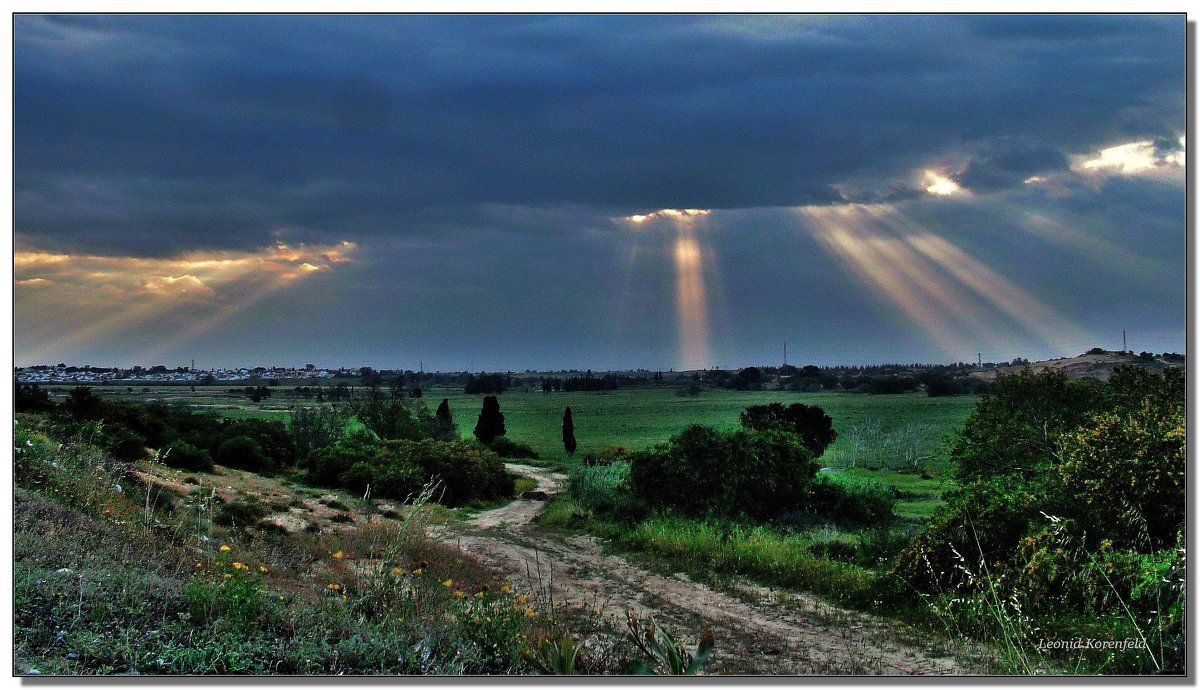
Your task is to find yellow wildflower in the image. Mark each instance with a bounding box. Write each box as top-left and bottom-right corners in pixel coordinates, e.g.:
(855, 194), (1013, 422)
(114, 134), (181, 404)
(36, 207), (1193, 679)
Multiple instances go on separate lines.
(259, 566), (269, 573)
(516, 594), (529, 605)
(223, 573), (231, 580)
(327, 583), (341, 591)
(232, 561), (244, 570)
(524, 607), (536, 618)
(390, 566), (404, 576)
(453, 590), (465, 599)
(412, 568), (423, 576)
(194, 562), (203, 569)
(474, 591), (485, 600)
(442, 579), (454, 588)
(332, 550), (344, 560)
(219, 544), (231, 553)
(500, 583), (512, 594)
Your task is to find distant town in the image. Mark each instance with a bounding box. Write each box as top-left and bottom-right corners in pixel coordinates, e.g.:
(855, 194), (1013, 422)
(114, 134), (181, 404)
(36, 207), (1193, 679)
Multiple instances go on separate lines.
(14, 364), (344, 385)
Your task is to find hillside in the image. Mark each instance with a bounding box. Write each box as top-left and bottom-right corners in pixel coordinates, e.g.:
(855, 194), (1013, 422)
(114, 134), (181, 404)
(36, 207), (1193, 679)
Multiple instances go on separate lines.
(969, 350), (1184, 382)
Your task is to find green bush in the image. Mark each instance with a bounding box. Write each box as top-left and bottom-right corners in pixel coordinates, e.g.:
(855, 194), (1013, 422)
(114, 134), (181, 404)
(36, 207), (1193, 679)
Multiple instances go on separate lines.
(216, 435), (272, 472)
(305, 430), (380, 488)
(951, 369), (1103, 482)
(894, 367), (1185, 673)
(1057, 401), (1184, 550)
(806, 474), (896, 526)
(629, 425), (818, 521)
(163, 440), (214, 473)
(221, 419), (298, 469)
(213, 498), (269, 528)
(342, 439), (513, 507)
(739, 402), (837, 457)
(486, 436), (539, 460)
(581, 445), (631, 466)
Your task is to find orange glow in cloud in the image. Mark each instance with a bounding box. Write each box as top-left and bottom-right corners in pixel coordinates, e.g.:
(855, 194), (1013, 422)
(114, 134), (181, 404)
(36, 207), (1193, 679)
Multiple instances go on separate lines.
(625, 208), (711, 224)
(15, 240), (358, 364)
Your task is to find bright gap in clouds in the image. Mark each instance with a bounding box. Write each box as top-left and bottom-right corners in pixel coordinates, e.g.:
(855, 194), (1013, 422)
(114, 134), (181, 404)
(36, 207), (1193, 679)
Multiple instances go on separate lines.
(923, 170), (962, 196)
(1073, 137), (1185, 176)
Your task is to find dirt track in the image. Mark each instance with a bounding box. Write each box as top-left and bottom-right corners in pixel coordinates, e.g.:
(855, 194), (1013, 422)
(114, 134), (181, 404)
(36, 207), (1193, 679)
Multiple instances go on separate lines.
(431, 463), (971, 675)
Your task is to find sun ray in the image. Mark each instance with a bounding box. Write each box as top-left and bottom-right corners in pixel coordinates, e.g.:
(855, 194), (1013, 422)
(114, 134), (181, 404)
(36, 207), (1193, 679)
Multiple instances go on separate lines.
(14, 240), (357, 365)
(673, 225), (711, 370)
(798, 202), (1094, 357)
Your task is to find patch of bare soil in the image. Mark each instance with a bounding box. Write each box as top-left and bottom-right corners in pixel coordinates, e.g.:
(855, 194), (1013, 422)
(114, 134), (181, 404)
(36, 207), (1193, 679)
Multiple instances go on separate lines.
(431, 464), (974, 676)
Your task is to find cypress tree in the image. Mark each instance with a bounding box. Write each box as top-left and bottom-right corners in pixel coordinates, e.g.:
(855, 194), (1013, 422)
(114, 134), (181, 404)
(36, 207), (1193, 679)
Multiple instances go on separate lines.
(432, 398), (456, 441)
(562, 406), (577, 456)
(474, 395), (506, 444)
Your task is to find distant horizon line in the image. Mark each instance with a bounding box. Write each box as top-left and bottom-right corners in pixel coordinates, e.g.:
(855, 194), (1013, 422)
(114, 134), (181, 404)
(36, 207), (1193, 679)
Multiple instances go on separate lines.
(15, 347), (1183, 377)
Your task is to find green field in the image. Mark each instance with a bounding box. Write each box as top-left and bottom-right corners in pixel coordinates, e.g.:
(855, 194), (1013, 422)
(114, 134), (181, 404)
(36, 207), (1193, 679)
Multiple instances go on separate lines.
(434, 387), (977, 471)
(58, 382), (976, 519)
(47, 384), (977, 466)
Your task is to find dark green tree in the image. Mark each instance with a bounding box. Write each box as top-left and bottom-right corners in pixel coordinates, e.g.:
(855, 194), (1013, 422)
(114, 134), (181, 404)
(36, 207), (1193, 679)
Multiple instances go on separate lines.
(739, 402), (837, 457)
(473, 395), (506, 444)
(562, 406), (577, 456)
(427, 398), (457, 441)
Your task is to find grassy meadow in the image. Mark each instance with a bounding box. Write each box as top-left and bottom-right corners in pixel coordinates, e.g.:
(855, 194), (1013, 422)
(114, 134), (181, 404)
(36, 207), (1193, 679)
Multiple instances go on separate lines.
(49, 383), (975, 521)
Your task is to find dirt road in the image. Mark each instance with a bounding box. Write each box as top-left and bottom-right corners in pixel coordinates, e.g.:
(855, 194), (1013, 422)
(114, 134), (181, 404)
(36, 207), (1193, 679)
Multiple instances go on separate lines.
(432, 463), (971, 675)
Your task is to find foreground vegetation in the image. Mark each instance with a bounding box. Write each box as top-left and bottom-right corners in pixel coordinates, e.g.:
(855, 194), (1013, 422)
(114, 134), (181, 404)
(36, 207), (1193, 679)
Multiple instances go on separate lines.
(14, 413), (723, 675)
(14, 365), (1185, 675)
(541, 369), (1185, 674)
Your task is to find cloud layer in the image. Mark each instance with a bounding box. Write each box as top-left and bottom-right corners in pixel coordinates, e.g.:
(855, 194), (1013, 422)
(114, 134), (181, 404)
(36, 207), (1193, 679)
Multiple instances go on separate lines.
(13, 14), (1186, 369)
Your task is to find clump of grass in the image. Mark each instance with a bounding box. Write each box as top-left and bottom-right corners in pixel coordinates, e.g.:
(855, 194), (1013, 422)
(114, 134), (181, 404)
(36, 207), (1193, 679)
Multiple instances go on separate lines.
(513, 477), (538, 496)
(606, 516), (883, 608)
(213, 499), (269, 528)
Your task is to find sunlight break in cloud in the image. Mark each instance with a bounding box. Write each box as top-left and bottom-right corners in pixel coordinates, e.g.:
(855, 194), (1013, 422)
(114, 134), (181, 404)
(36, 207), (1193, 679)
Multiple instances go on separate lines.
(1072, 137), (1185, 181)
(923, 170), (962, 196)
(625, 209), (712, 224)
(14, 240), (357, 365)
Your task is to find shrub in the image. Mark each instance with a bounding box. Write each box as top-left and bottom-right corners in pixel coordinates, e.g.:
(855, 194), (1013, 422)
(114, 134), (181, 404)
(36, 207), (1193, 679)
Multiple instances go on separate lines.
(1057, 399), (1184, 551)
(106, 428), (148, 462)
(163, 440), (214, 473)
(806, 474), (896, 526)
(951, 369), (1103, 482)
(289, 405), (349, 462)
(342, 439), (513, 507)
(486, 436), (539, 460)
(213, 498), (269, 528)
(221, 418), (298, 469)
(629, 425), (817, 521)
(739, 402), (837, 457)
(305, 430), (381, 488)
(216, 435), (272, 472)
(582, 445), (631, 466)
(349, 394), (426, 441)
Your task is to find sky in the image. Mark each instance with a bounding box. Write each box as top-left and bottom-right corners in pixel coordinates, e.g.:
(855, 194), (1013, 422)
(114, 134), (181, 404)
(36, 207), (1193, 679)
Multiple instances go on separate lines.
(12, 13), (1187, 372)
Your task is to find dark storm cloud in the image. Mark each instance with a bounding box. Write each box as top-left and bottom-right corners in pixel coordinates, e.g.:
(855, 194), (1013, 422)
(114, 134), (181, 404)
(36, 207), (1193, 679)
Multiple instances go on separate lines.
(14, 14), (1183, 255)
(954, 138), (1069, 193)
